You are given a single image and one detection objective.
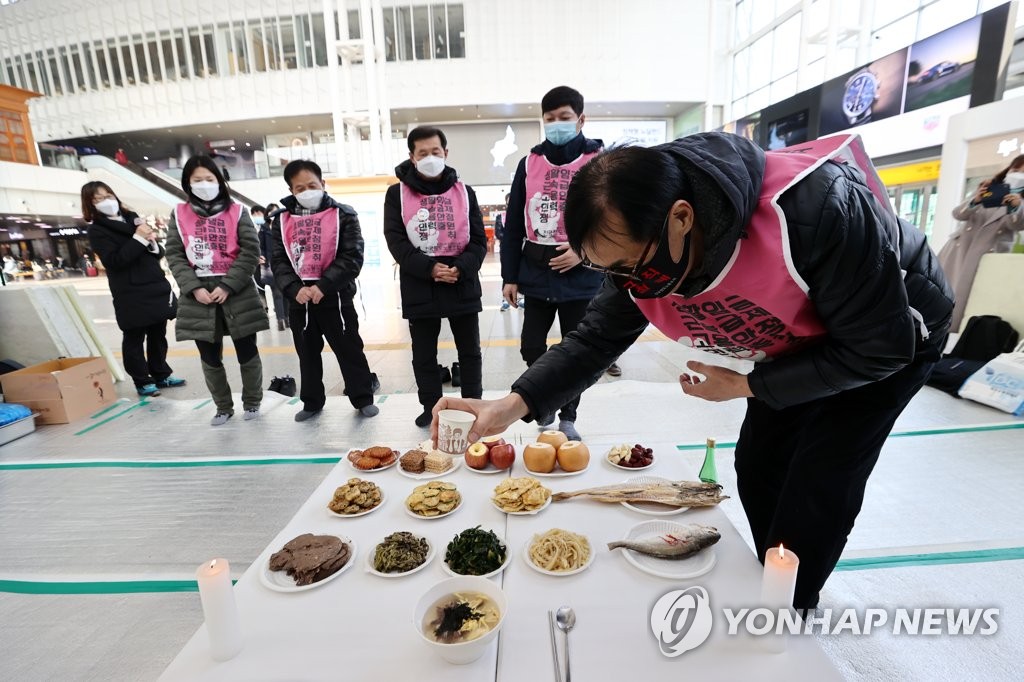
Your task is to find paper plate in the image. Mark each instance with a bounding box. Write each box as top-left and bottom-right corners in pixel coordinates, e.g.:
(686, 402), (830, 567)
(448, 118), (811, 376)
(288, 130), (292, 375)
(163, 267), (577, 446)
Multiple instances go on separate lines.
(604, 455), (655, 472)
(260, 537), (357, 592)
(397, 456), (462, 480)
(491, 494), (551, 516)
(347, 449), (399, 473)
(614, 520), (716, 580)
(619, 476), (688, 516)
(404, 495), (463, 520)
(441, 541), (511, 579)
(522, 459), (590, 478)
(522, 534), (594, 577)
(464, 460), (511, 475)
(325, 488), (386, 518)
(365, 536), (435, 578)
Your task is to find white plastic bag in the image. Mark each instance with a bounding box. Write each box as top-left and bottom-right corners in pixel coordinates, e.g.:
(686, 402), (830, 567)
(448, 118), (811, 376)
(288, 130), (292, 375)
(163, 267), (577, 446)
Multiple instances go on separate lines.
(958, 352), (1024, 415)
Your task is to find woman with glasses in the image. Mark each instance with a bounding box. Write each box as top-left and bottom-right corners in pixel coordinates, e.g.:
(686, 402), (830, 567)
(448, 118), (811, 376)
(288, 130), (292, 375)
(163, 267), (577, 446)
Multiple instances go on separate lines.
(82, 181), (184, 397)
(434, 133), (953, 612)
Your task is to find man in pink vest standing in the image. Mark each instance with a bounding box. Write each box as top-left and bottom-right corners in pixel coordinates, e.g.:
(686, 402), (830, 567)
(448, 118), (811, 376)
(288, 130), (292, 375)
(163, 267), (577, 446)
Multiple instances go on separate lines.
(271, 160), (379, 422)
(435, 133), (953, 610)
(383, 126), (487, 428)
(500, 85), (609, 442)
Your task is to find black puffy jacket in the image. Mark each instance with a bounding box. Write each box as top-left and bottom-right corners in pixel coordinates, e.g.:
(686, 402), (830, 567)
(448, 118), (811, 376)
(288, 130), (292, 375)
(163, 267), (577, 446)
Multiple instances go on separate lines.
(87, 211), (173, 331)
(270, 193), (364, 304)
(500, 134), (605, 302)
(383, 160), (487, 320)
(511, 133), (954, 420)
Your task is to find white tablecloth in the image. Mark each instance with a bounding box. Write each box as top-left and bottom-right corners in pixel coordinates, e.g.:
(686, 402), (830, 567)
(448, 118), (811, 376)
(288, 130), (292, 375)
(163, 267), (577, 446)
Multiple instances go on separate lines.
(161, 438), (841, 681)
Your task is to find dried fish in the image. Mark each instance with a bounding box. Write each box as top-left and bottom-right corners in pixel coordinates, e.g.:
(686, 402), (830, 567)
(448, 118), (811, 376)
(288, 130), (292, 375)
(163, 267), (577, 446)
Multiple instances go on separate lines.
(551, 480), (727, 508)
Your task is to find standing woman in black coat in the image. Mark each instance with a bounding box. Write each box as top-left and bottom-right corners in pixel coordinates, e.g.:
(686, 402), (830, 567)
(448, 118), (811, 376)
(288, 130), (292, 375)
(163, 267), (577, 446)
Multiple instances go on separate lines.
(83, 181), (185, 397)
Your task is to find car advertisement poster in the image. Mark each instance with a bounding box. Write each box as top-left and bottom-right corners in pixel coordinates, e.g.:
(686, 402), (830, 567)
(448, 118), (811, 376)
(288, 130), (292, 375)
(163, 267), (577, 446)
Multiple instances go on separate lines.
(818, 48), (909, 136)
(904, 15), (982, 113)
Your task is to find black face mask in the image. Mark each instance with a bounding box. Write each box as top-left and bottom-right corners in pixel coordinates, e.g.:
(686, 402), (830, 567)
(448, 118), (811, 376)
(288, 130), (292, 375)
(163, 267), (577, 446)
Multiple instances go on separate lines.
(617, 226), (693, 299)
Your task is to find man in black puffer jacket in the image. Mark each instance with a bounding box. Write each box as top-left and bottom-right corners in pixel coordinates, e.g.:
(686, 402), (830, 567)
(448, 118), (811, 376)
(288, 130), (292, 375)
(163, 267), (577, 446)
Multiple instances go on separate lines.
(383, 126), (487, 428)
(271, 160), (378, 422)
(433, 132), (954, 610)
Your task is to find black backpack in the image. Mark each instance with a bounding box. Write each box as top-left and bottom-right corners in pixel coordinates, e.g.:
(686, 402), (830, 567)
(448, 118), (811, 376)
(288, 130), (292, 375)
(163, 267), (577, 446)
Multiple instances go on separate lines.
(927, 315), (1019, 396)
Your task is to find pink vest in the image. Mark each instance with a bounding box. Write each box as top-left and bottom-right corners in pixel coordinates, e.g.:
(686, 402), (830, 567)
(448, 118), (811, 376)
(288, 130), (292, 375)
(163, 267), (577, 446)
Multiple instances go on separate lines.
(524, 151), (599, 244)
(400, 182), (471, 257)
(176, 203), (242, 277)
(281, 208), (340, 281)
(634, 134), (893, 362)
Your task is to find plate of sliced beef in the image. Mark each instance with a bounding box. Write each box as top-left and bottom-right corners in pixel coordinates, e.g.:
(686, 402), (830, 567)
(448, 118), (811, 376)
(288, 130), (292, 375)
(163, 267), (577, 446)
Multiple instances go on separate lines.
(260, 533), (356, 592)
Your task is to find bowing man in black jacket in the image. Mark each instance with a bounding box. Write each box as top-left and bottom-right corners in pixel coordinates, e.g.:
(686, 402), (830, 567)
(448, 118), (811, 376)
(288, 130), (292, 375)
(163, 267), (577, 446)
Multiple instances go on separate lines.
(383, 126), (487, 427)
(433, 133), (954, 610)
(83, 181), (185, 397)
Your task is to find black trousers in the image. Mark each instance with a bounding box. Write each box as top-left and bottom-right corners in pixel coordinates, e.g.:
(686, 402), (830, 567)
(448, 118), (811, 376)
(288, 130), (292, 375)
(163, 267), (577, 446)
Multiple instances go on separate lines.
(289, 295), (374, 411)
(734, 356), (936, 609)
(520, 297), (590, 422)
(409, 313), (482, 410)
(121, 321), (173, 387)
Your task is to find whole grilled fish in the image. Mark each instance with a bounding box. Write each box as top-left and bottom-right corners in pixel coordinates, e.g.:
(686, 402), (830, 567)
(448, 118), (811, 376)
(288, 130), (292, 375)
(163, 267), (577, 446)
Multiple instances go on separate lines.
(553, 481), (727, 508)
(608, 524), (720, 560)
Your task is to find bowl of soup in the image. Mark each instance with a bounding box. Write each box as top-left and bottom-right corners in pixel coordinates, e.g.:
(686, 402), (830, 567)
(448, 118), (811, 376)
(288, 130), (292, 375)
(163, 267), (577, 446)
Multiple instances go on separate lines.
(413, 576), (508, 664)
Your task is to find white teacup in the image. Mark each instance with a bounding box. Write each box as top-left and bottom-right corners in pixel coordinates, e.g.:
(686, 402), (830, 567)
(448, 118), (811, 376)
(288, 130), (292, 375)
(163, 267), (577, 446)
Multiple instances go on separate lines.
(437, 409), (475, 456)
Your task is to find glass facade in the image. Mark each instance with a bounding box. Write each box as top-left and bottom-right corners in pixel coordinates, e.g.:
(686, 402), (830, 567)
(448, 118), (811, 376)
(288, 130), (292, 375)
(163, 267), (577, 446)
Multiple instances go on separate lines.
(0, 3), (466, 97)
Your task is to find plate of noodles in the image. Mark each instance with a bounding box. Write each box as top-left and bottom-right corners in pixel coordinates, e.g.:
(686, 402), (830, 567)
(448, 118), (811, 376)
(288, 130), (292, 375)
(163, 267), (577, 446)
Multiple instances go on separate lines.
(522, 528), (594, 577)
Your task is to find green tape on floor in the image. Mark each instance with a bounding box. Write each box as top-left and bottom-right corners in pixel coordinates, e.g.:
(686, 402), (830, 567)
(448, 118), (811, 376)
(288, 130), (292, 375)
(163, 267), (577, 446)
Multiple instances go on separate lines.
(74, 399), (150, 436)
(91, 401), (128, 419)
(0, 456), (341, 471)
(835, 546), (1024, 571)
(288, 397), (300, 405)
(675, 421), (1024, 451)
(192, 398), (212, 410)
(0, 578), (233, 595)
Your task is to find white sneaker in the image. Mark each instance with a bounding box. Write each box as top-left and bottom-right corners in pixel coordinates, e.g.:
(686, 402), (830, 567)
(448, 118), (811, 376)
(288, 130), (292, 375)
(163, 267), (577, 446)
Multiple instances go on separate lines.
(243, 407), (260, 421)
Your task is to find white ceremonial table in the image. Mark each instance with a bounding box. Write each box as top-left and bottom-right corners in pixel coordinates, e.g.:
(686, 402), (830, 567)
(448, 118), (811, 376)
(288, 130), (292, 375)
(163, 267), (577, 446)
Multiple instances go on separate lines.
(161, 438), (842, 682)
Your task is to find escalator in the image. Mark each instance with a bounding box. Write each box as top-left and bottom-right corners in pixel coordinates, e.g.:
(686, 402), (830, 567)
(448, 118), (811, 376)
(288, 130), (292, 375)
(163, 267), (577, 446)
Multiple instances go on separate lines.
(79, 155), (261, 212)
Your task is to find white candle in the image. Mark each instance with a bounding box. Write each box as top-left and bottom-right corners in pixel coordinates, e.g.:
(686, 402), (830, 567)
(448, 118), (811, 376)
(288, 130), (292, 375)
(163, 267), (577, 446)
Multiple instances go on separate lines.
(759, 544), (799, 653)
(195, 558), (243, 661)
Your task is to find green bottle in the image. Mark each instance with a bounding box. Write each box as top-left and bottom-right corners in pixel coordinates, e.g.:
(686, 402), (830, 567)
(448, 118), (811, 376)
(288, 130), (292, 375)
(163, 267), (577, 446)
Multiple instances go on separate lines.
(699, 437), (718, 484)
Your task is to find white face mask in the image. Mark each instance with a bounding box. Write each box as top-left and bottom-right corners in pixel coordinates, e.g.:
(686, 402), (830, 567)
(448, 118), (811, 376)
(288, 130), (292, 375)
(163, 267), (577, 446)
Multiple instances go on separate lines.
(191, 181), (220, 202)
(95, 198), (120, 217)
(415, 155), (446, 178)
(1004, 171), (1024, 189)
(295, 189), (324, 210)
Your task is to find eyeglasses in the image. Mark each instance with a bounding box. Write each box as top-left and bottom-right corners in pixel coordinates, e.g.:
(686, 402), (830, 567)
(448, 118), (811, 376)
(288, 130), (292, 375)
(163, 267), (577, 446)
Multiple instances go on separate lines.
(579, 216), (665, 283)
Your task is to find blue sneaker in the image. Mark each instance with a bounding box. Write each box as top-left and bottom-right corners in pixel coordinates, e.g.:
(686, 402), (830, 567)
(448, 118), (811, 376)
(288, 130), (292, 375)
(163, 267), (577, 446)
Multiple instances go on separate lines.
(500, 300), (510, 312)
(156, 376), (187, 389)
(137, 384), (161, 397)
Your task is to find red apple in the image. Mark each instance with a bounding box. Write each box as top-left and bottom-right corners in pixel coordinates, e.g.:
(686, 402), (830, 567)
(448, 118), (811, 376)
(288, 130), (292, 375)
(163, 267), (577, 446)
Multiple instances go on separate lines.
(481, 435), (507, 452)
(489, 443), (516, 470)
(465, 442), (490, 470)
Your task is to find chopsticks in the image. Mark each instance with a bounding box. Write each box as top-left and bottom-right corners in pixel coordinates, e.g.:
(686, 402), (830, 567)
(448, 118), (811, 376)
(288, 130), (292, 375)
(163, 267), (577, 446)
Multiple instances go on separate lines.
(548, 609), (563, 682)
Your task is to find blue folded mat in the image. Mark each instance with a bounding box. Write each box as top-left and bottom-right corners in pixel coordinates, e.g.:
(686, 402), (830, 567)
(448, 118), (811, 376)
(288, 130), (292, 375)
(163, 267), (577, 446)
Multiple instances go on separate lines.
(0, 403), (32, 427)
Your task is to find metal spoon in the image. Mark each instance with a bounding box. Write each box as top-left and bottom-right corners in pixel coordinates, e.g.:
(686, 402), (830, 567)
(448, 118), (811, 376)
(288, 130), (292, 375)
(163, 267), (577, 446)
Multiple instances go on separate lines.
(555, 606), (577, 682)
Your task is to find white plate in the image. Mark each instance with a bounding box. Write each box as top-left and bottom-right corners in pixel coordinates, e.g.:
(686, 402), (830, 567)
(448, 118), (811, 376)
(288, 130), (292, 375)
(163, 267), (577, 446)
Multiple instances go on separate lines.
(365, 536), (435, 578)
(522, 458), (590, 478)
(441, 538), (511, 579)
(260, 536), (357, 592)
(397, 456), (462, 480)
(604, 455), (655, 472)
(346, 449), (399, 473)
(404, 495), (463, 520)
(325, 487), (385, 518)
(522, 534), (595, 576)
(491, 494), (551, 516)
(464, 460), (511, 475)
(620, 476), (688, 516)
(614, 520), (716, 580)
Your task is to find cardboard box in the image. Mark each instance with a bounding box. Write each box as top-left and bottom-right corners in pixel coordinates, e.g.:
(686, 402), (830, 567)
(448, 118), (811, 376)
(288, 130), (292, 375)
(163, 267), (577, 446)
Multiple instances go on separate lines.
(0, 357), (116, 424)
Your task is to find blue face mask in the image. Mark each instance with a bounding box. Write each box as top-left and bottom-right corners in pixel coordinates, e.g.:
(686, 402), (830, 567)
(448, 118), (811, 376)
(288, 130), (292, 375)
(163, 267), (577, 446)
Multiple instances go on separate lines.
(252, 216), (265, 226)
(544, 121), (579, 146)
